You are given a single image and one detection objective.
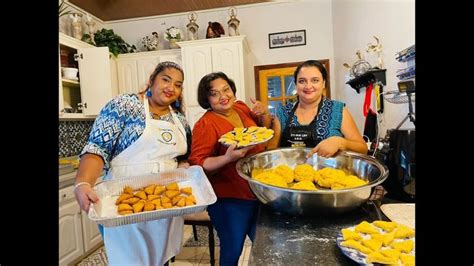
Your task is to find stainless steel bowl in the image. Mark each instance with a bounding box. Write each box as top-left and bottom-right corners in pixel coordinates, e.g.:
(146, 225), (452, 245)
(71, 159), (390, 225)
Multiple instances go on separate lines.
(236, 147), (388, 215)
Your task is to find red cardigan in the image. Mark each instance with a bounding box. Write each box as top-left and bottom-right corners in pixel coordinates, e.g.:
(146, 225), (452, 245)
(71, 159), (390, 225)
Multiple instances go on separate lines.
(189, 101), (264, 200)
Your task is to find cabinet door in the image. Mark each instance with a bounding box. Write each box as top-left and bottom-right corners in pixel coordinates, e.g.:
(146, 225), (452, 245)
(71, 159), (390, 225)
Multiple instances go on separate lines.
(117, 58), (139, 94)
(59, 53), (64, 116)
(77, 47), (112, 116)
(81, 211), (102, 253)
(211, 42), (245, 100)
(59, 200), (84, 266)
(181, 45), (212, 107)
(136, 56), (161, 93)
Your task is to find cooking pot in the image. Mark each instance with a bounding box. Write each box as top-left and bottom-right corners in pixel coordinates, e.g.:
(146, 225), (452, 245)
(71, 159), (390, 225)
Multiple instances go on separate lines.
(236, 148), (388, 215)
(383, 129), (415, 202)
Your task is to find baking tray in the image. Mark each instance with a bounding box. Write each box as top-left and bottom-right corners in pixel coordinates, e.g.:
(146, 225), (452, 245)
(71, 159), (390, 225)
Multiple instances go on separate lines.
(88, 165), (217, 227)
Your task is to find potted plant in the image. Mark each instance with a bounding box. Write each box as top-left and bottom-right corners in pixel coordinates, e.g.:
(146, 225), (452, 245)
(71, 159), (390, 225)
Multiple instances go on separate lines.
(165, 26), (183, 49)
(59, 0), (72, 17)
(83, 28), (138, 57)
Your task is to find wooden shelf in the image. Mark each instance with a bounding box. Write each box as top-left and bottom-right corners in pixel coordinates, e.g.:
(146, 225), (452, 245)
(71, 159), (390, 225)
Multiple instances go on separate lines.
(62, 78), (80, 87)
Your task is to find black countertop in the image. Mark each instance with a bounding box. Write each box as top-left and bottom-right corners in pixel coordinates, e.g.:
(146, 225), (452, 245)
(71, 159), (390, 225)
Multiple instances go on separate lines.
(249, 201), (389, 265)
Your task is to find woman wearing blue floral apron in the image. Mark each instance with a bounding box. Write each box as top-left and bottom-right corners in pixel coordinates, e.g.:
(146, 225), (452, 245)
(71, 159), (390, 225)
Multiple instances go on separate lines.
(74, 61), (192, 265)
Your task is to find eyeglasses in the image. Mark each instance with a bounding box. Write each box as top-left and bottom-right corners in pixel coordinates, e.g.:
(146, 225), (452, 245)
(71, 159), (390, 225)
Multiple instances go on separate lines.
(209, 87), (232, 98)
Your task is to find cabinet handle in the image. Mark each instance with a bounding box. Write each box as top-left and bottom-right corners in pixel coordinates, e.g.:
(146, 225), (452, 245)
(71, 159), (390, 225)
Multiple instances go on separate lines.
(74, 53), (83, 61)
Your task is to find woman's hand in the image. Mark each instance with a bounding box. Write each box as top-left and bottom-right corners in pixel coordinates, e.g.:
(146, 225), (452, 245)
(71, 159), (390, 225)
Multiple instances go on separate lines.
(224, 144), (252, 163)
(178, 161), (190, 169)
(74, 183), (99, 213)
(250, 97), (269, 116)
(308, 136), (344, 158)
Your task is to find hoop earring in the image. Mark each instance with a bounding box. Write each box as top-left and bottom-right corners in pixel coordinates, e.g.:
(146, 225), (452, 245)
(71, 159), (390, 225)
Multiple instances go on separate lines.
(146, 88), (152, 97)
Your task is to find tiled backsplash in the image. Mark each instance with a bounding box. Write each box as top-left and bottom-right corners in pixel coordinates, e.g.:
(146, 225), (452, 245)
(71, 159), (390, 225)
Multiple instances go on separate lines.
(59, 120), (94, 157)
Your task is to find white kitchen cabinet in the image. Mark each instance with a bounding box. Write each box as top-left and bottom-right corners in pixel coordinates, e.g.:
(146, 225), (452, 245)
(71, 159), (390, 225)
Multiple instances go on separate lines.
(59, 184), (103, 266)
(177, 36), (252, 129)
(116, 50), (182, 95)
(59, 193), (84, 266)
(59, 32), (115, 119)
(81, 210), (102, 252)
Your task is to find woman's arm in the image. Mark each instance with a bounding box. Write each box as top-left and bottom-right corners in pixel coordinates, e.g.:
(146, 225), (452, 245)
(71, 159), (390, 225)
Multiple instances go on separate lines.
(202, 144), (251, 172)
(311, 107), (368, 157)
(266, 115), (281, 150)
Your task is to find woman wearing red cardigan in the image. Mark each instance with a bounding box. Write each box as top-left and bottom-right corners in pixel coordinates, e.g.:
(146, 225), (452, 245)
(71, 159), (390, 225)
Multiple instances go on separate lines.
(189, 72), (275, 266)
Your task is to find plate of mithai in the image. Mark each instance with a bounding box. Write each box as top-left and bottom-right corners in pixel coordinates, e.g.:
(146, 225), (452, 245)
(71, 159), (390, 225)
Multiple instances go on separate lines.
(336, 220), (415, 265)
(88, 166), (217, 227)
(218, 126), (274, 148)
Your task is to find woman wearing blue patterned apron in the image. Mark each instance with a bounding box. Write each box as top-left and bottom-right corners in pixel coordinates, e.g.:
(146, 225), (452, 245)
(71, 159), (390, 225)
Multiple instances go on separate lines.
(274, 60), (367, 157)
(74, 61), (192, 265)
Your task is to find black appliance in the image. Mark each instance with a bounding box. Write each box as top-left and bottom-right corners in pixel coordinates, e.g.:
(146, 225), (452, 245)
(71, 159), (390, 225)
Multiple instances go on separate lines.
(380, 129), (415, 202)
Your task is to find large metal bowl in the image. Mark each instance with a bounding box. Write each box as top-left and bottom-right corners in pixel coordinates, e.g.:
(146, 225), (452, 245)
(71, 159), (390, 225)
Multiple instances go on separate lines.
(236, 147), (388, 215)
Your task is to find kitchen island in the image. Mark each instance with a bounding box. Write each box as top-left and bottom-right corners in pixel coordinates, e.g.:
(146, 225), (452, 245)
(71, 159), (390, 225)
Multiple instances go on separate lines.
(248, 201), (385, 265)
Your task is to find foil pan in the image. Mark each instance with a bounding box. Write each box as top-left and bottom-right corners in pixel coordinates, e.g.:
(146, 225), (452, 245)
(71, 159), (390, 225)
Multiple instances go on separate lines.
(88, 165), (217, 227)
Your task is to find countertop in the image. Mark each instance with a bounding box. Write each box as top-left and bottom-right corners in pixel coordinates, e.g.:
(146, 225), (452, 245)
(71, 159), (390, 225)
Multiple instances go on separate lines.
(249, 201), (389, 265)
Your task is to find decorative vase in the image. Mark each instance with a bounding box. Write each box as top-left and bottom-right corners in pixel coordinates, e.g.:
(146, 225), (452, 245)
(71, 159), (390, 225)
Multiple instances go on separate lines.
(169, 38), (180, 49)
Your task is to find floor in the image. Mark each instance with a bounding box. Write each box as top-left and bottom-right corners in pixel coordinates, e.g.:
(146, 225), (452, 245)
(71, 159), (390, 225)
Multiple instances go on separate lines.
(173, 225), (251, 266)
(77, 225), (251, 266)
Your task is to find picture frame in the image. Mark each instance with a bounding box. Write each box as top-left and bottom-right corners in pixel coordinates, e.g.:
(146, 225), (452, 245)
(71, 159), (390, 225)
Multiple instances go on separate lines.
(268, 30), (306, 49)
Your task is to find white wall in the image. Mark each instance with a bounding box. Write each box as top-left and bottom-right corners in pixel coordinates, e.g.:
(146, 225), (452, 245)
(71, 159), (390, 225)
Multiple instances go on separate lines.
(107, 1), (336, 101)
(332, 0), (415, 137)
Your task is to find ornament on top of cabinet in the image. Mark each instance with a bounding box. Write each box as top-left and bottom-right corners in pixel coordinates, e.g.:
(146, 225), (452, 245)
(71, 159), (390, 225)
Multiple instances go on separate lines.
(227, 7), (240, 36)
(186, 12), (199, 41)
(206, 22), (225, 38)
(70, 13), (83, 40)
(142, 32), (160, 51)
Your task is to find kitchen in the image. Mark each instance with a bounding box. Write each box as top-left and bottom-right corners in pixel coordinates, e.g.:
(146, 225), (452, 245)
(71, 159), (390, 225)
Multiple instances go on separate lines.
(59, 0), (415, 265)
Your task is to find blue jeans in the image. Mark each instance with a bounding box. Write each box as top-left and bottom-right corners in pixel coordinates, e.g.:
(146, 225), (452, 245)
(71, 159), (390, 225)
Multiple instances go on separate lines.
(207, 198), (260, 266)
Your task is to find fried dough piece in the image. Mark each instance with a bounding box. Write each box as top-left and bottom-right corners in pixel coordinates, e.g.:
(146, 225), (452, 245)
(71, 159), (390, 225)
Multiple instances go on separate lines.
(147, 194), (160, 201)
(355, 221), (379, 234)
(171, 195), (183, 205)
(382, 231), (396, 246)
(118, 203), (133, 212)
(379, 248), (401, 261)
(150, 198), (162, 207)
(361, 238), (383, 252)
(185, 197), (196, 206)
(162, 202), (173, 209)
(294, 164), (314, 182)
(123, 186), (134, 195)
(144, 184), (156, 195)
(135, 191), (147, 200)
(340, 239), (372, 254)
(373, 220), (398, 232)
(341, 228), (362, 241)
(187, 195), (196, 204)
(154, 185), (166, 195)
(166, 182), (179, 191)
(400, 253), (415, 265)
(165, 190), (180, 199)
(161, 196), (171, 204)
(143, 202), (155, 212)
(122, 197), (140, 205)
(119, 210), (134, 216)
(366, 251), (398, 264)
(176, 197), (186, 207)
(394, 224), (415, 239)
(180, 187), (192, 195)
(391, 239), (414, 253)
(132, 201), (145, 213)
(115, 193), (134, 205)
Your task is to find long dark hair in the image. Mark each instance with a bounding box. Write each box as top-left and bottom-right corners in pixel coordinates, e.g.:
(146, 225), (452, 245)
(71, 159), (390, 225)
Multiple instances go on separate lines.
(142, 61), (185, 114)
(293, 60), (328, 85)
(197, 72), (237, 109)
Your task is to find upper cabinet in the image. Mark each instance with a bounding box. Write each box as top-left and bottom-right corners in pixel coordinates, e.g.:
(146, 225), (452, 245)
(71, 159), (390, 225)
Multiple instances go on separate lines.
(116, 50), (182, 95)
(178, 36), (252, 129)
(59, 32), (116, 119)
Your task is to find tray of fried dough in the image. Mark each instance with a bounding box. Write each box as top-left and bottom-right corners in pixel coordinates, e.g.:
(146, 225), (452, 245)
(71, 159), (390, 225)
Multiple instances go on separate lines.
(88, 165), (217, 227)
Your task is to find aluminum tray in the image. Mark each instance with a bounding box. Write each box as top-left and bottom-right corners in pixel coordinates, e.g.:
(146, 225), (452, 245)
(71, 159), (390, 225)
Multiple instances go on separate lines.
(88, 165), (217, 227)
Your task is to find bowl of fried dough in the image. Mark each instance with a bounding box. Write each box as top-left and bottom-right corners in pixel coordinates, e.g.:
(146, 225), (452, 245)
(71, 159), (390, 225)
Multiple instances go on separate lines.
(236, 147), (388, 215)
